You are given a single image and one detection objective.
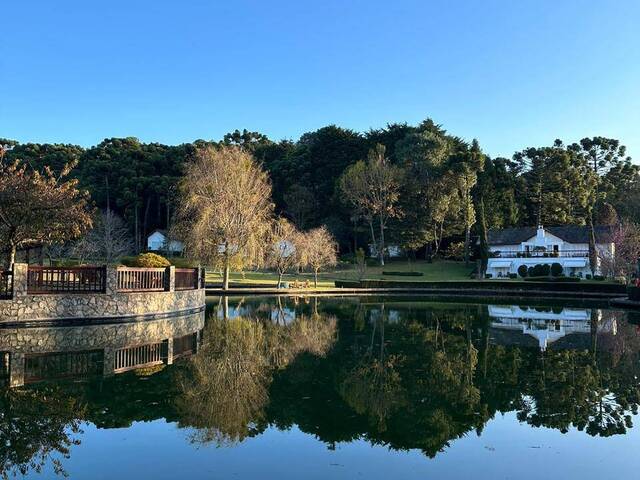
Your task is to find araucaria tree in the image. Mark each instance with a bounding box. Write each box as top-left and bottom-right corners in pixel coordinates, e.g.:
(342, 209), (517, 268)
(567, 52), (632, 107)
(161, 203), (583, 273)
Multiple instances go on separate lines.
(339, 144), (403, 266)
(0, 159), (93, 266)
(300, 226), (338, 287)
(174, 145), (273, 290)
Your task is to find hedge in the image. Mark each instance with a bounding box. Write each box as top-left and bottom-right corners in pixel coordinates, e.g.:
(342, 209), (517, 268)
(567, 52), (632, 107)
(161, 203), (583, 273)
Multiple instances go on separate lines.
(628, 286), (640, 301)
(382, 271), (424, 277)
(334, 279), (626, 295)
(524, 276), (580, 283)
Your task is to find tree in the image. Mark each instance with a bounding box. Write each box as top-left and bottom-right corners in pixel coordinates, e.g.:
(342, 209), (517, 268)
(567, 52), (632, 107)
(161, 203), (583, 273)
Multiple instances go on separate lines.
(283, 184), (316, 229)
(299, 226), (338, 287)
(339, 144), (403, 265)
(477, 199), (489, 278)
(0, 159), (93, 266)
(86, 209), (134, 263)
(173, 145), (273, 290)
(266, 217), (301, 286)
(599, 221), (640, 282)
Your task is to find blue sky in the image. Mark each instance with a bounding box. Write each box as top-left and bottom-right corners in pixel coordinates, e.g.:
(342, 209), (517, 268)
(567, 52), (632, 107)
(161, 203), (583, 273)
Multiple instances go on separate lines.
(2, 0), (639, 159)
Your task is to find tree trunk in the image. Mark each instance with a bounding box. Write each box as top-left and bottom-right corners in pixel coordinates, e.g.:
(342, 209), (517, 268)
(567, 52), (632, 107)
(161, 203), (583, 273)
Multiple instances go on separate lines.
(223, 252), (230, 291)
(277, 271), (283, 288)
(588, 214), (598, 276)
(134, 204), (140, 253)
(378, 214), (385, 266)
(314, 268), (319, 288)
(8, 244), (16, 268)
(368, 219), (377, 260)
(464, 223), (471, 267)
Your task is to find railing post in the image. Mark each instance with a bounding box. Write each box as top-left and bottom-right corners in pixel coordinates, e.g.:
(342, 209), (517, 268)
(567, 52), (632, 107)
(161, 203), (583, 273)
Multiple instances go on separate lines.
(12, 263), (28, 299)
(166, 266), (175, 292)
(105, 266), (118, 294)
(199, 266), (206, 289)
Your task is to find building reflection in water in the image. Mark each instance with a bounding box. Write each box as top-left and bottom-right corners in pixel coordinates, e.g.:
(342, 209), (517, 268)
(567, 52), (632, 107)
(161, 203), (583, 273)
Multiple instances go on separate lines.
(488, 304), (617, 351)
(0, 310), (205, 387)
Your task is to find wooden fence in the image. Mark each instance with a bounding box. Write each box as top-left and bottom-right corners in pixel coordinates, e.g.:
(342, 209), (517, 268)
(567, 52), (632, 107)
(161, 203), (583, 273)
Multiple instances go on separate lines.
(117, 267), (167, 292)
(175, 268), (199, 291)
(27, 266), (106, 294)
(0, 270), (12, 299)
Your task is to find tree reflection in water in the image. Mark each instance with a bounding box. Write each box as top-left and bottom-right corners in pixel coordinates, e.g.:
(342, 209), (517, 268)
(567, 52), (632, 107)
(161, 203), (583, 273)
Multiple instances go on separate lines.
(2, 298), (640, 477)
(0, 385), (84, 479)
(176, 312), (337, 445)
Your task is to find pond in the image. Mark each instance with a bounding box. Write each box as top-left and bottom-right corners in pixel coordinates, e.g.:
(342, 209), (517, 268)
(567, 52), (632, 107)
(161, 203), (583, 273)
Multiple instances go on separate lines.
(2, 295), (640, 479)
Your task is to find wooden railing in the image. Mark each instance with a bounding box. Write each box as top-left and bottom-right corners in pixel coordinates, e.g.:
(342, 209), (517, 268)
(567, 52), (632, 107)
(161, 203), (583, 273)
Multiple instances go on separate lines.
(113, 341), (168, 373)
(27, 266), (106, 294)
(175, 268), (199, 290)
(117, 267), (167, 292)
(24, 351), (104, 383)
(0, 270), (12, 299)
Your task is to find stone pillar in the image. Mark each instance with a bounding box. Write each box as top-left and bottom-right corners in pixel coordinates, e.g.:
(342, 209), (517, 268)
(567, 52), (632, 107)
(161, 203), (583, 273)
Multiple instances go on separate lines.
(103, 348), (115, 377)
(11, 263), (28, 299)
(105, 265), (118, 295)
(167, 266), (176, 292)
(166, 337), (174, 365)
(9, 353), (25, 387)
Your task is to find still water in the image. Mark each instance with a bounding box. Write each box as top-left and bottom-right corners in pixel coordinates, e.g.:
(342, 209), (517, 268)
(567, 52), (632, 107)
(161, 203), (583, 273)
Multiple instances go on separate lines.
(2, 295), (640, 479)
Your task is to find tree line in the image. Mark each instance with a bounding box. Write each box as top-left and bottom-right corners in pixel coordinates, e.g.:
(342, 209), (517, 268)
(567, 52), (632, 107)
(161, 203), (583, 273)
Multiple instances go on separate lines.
(1, 118), (638, 266)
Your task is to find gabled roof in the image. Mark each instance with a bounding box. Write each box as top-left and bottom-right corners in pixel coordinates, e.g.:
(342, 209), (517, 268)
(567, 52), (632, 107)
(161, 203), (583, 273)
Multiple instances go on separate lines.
(148, 229), (168, 237)
(487, 225), (615, 246)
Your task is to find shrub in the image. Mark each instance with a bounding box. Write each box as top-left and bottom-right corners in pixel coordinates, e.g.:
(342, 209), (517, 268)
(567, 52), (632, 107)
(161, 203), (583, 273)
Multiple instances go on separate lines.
(585, 274), (592, 280)
(122, 252), (171, 268)
(444, 241), (465, 261)
(593, 275), (605, 281)
(508, 273), (518, 279)
(550, 263), (563, 277)
(517, 265), (528, 278)
(485, 273), (493, 279)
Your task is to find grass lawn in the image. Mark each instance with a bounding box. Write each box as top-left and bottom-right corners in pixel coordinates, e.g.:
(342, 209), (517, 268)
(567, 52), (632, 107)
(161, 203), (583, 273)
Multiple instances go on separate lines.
(205, 259), (476, 288)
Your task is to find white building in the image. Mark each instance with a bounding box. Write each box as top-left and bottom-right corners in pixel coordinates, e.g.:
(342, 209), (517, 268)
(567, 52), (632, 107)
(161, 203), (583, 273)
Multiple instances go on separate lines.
(147, 230), (184, 254)
(485, 225), (614, 279)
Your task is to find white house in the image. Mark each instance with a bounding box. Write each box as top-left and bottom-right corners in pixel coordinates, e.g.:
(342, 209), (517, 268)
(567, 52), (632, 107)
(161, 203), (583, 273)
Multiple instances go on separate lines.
(147, 230), (184, 254)
(485, 225), (614, 278)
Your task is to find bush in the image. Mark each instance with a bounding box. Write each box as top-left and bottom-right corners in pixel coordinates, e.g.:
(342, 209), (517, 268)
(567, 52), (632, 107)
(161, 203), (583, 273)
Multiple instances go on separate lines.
(485, 273), (493, 279)
(550, 263), (563, 277)
(528, 264), (551, 277)
(517, 265), (528, 278)
(444, 241), (465, 261)
(508, 273), (518, 279)
(585, 274), (592, 280)
(593, 275), (605, 281)
(122, 253), (171, 268)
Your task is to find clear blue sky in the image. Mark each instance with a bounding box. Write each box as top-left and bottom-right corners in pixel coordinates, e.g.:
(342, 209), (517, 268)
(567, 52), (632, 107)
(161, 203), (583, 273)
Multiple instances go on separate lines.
(2, 0), (639, 159)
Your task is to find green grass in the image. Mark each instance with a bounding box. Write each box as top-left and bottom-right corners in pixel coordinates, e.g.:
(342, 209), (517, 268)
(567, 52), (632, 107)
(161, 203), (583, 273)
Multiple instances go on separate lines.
(205, 259), (476, 288)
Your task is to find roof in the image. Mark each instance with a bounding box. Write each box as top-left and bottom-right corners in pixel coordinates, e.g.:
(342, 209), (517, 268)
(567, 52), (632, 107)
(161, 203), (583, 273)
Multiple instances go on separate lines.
(148, 229), (167, 238)
(487, 225), (615, 246)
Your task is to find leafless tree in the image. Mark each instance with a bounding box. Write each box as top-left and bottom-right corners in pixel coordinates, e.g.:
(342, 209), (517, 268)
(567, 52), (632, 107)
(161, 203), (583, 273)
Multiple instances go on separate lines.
(265, 217), (302, 287)
(599, 221), (640, 282)
(86, 209), (133, 263)
(173, 145), (273, 290)
(299, 226), (338, 287)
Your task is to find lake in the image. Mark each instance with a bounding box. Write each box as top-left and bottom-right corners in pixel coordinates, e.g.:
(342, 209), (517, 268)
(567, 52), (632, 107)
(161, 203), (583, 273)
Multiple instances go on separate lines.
(2, 295), (640, 479)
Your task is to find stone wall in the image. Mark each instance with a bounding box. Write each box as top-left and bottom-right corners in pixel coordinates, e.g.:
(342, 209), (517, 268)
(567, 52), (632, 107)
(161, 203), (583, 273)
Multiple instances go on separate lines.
(0, 263), (205, 323)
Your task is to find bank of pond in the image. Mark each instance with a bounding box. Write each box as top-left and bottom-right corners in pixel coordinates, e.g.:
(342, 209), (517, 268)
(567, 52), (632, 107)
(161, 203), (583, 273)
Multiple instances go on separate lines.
(2, 295), (640, 479)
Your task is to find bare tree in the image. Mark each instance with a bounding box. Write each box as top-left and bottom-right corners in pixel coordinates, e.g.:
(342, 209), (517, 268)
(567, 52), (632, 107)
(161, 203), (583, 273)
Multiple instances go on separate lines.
(599, 221), (640, 282)
(86, 209), (133, 263)
(339, 144), (403, 266)
(266, 217), (301, 287)
(299, 226), (338, 287)
(173, 145), (273, 290)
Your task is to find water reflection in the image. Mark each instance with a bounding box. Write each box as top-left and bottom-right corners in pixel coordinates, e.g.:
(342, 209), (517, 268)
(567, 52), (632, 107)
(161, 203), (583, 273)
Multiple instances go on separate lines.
(1, 297), (640, 478)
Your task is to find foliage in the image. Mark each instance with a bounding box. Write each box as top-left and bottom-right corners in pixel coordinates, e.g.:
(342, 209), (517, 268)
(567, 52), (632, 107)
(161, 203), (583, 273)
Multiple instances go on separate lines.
(124, 252), (171, 268)
(517, 264), (528, 278)
(0, 158), (93, 266)
(173, 145), (274, 289)
(444, 241), (465, 261)
(265, 217), (302, 284)
(298, 226), (338, 287)
(550, 262), (563, 277)
(599, 221), (640, 282)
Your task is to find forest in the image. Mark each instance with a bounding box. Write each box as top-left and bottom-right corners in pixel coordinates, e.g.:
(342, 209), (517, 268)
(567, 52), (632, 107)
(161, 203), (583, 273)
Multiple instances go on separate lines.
(2, 119), (637, 259)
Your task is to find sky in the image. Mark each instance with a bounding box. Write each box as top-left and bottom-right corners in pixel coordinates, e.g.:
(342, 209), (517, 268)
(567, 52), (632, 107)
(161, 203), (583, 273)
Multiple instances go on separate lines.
(2, 0), (639, 159)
